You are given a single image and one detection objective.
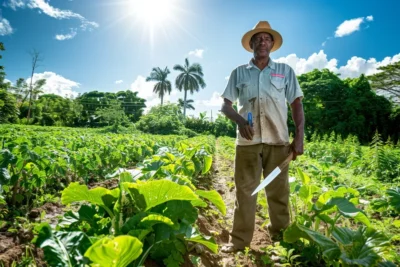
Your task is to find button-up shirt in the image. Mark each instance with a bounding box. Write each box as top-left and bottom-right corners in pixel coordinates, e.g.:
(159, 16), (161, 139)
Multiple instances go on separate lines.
(221, 59), (303, 146)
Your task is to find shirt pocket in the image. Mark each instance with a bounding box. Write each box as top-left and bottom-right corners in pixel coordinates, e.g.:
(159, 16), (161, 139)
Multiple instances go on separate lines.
(270, 76), (286, 102)
(270, 76), (285, 92)
(237, 81), (251, 103)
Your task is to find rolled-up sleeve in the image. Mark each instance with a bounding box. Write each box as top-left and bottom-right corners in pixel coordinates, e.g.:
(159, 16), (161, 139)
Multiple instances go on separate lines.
(221, 69), (239, 102)
(285, 67), (303, 104)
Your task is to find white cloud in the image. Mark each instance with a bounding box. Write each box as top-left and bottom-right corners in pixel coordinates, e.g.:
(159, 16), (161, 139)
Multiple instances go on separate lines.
(130, 75), (156, 99)
(115, 80), (123, 84)
(197, 92), (223, 107)
(334, 16), (373, 37)
(55, 28), (77, 40)
(275, 50), (338, 75)
(188, 49), (204, 58)
(4, 0), (99, 36)
(274, 50), (400, 78)
(6, 0), (25, 10)
(338, 54), (400, 78)
(0, 18), (13, 36)
(27, 71), (80, 98)
(27, 0), (83, 19)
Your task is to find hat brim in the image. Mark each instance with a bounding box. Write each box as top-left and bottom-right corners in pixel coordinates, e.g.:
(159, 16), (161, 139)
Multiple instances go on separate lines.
(241, 29), (283, 53)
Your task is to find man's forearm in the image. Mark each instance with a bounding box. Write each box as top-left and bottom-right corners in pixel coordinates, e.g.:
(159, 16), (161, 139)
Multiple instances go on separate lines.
(291, 98), (304, 139)
(221, 102), (247, 127)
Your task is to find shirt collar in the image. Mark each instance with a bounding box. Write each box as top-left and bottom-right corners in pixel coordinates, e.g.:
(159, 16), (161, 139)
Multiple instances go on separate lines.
(246, 58), (276, 70)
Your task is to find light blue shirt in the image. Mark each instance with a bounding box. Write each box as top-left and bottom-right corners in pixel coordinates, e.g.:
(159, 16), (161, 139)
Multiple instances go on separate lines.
(221, 59), (303, 146)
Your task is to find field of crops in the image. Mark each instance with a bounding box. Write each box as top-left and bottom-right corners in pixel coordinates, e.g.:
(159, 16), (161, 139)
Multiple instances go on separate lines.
(0, 125), (399, 266)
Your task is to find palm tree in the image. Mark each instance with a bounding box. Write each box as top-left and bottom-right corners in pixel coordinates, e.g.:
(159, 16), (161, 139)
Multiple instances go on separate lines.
(146, 67), (172, 106)
(173, 58), (206, 117)
(178, 98), (195, 111)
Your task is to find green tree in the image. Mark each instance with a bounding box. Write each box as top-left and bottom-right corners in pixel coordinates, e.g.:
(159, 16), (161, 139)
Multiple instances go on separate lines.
(0, 42), (10, 91)
(178, 98), (195, 111)
(95, 99), (130, 128)
(77, 90), (146, 126)
(34, 94), (83, 126)
(136, 104), (187, 135)
(0, 90), (19, 123)
(213, 114), (236, 137)
(0, 42), (19, 123)
(173, 58), (206, 117)
(368, 61), (400, 103)
(146, 67), (172, 106)
(11, 78), (29, 105)
(116, 90), (146, 122)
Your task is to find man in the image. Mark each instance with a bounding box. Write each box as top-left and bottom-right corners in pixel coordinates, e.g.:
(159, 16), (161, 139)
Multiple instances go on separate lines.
(220, 21), (304, 253)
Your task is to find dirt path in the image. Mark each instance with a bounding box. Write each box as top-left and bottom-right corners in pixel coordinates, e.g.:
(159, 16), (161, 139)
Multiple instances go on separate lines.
(194, 138), (273, 267)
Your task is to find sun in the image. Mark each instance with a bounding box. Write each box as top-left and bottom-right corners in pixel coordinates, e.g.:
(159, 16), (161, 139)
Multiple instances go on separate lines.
(129, 0), (178, 27)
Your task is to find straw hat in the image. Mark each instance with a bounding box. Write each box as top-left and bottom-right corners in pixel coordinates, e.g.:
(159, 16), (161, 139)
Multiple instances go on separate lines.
(241, 21), (283, 53)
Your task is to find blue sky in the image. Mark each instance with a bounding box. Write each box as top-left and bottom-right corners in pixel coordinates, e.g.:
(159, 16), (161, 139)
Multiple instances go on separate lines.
(1, 0), (400, 119)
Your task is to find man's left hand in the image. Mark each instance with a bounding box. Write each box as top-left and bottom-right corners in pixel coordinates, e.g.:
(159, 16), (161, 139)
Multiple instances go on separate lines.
(291, 136), (303, 161)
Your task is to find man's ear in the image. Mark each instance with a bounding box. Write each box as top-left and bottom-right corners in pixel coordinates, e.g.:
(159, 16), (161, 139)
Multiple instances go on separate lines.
(249, 40), (253, 50)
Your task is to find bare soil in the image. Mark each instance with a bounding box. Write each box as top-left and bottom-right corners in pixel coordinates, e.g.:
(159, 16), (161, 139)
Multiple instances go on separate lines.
(187, 138), (273, 267)
(0, 202), (63, 266)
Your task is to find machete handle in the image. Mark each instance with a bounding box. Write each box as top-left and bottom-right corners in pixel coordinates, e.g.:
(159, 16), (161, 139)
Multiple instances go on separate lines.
(279, 152), (293, 170)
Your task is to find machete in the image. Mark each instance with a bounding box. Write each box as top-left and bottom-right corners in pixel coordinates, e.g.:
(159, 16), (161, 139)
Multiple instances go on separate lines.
(251, 152), (293, 196)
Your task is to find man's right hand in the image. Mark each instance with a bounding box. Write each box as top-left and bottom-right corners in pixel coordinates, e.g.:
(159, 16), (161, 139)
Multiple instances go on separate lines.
(238, 120), (254, 140)
(221, 98), (254, 140)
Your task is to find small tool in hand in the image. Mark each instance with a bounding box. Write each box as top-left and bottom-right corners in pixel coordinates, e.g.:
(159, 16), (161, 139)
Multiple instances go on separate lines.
(247, 112), (253, 127)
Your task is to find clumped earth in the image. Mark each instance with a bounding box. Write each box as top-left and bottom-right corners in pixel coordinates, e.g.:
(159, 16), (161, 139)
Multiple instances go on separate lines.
(0, 141), (274, 267)
(0, 202), (63, 266)
(190, 142), (273, 267)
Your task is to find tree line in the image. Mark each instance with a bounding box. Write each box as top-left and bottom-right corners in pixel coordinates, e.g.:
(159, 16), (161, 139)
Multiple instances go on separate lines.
(1, 42), (399, 143)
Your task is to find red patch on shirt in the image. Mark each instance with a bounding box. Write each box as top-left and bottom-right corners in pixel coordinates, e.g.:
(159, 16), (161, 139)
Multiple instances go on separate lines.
(271, 73), (285, 78)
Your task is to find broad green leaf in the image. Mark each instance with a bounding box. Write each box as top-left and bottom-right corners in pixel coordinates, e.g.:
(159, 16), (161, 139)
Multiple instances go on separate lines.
(178, 159), (195, 177)
(121, 212), (147, 234)
(328, 198), (371, 227)
(201, 155), (212, 174)
(297, 168), (310, 185)
(61, 182), (119, 208)
(332, 227), (354, 245)
(122, 180), (201, 211)
(298, 184), (320, 203)
(387, 187), (400, 213)
(196, 190), (226, 216)
(35, 223), (92, 267)
(139, 214), (174, 228)
(186, 234), (218, 254)
(165, 175), (196, 190)
(85, 236), (143, 267)
(119, 172), (134, 183)
(393, 220), (400, 228)
(334, 227), (391, 267)
(284, 222), (340, 261)
(158, 200), (198, 225)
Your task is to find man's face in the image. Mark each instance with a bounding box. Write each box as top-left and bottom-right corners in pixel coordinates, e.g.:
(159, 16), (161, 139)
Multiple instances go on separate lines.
(250, 32), (274, 57)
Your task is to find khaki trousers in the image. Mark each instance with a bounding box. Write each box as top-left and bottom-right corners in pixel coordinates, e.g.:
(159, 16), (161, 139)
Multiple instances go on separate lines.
(230, 144), (291, 249)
